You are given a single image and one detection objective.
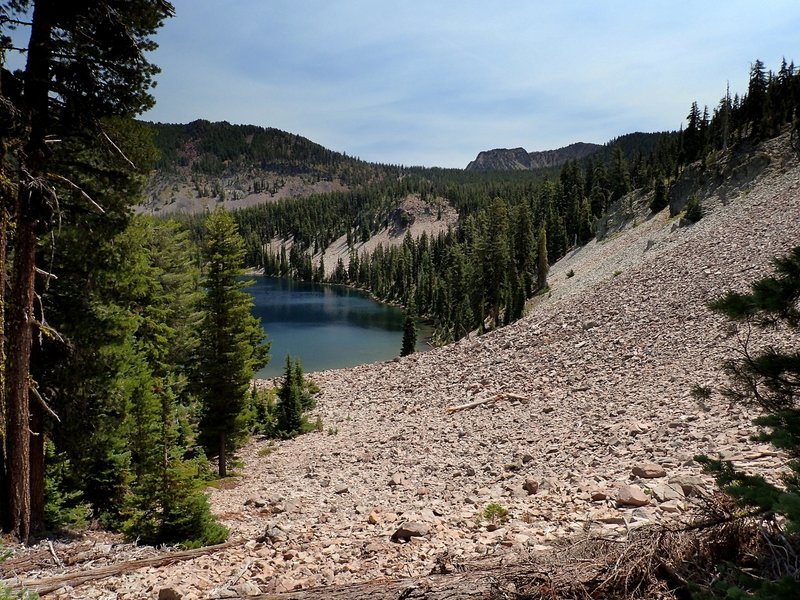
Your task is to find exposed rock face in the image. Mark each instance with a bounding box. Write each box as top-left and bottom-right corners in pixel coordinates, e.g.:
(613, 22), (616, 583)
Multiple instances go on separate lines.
(15, 133), (800, 599)
(465, 142), (602, 171)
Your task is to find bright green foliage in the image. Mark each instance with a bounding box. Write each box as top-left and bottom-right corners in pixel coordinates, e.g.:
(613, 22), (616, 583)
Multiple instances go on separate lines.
(697, 247), (800, 598)
(196, 208), (270, 476)
(252, 360), (318, 439)
(481, 502), (509, 525)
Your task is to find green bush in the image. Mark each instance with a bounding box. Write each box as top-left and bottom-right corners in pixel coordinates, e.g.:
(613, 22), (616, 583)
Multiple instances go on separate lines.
(481, 503), (509, 525)
(684, 195), (704, 223)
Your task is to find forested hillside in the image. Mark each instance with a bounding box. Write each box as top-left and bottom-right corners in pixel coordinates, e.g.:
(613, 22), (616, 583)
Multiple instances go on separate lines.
(141, 120), (399, 213)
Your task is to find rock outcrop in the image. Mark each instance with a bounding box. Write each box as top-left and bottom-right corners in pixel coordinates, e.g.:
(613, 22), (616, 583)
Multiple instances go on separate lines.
(465, 142), (601, 171)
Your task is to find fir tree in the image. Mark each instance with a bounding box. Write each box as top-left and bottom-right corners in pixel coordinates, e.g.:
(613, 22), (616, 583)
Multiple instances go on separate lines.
(276, 356), (303, 436)
(649, 175), (668, 213)
(537, 226), (549, 292)
(0, 0), (174, 542)
(196, 208), (269, 477)
(401, 299), (418, 357)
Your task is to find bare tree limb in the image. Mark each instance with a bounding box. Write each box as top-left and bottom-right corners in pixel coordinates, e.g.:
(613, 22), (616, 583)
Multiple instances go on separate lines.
(29, 383), (59, 423)
(47, 173), (105, 214)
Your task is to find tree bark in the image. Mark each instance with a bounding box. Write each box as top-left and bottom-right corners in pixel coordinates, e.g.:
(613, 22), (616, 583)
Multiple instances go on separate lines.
(29, 401), (45, 532)
(0, 201), (9, 524)
(3, 0), (54, 541)
(219, 431), (227, 477)
(5, 214), (37, 542)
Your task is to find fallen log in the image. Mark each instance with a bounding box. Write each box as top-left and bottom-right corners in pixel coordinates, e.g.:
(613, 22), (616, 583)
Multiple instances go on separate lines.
(12, 539), (238, 595)
(447, 392), (528, 414)
(245, 561), (522, 599)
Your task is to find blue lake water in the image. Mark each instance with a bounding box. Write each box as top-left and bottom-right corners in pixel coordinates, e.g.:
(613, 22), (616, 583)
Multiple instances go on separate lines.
(247, 277), (428, 378)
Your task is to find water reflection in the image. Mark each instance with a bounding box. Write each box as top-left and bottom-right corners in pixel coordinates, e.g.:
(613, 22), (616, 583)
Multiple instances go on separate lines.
(247, 277), (423, 377)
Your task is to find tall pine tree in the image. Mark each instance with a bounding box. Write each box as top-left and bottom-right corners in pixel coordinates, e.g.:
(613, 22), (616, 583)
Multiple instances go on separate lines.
(196, 209), (269, 477)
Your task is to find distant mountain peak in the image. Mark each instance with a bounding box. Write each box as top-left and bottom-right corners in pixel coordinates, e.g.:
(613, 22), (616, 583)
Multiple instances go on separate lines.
(465, 141), (602, 171)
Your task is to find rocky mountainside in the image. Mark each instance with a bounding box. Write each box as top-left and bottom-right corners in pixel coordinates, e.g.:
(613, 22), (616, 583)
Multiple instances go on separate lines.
(465, 142), (602, 171)
(11, 133), (800, 598)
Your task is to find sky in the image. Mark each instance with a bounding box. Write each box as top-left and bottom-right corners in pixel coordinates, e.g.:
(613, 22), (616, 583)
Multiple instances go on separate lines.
(8, 2), (800, 168)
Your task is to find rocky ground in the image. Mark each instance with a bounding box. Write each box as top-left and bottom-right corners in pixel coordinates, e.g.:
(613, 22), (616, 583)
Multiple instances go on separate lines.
(5, 134), (800, 598)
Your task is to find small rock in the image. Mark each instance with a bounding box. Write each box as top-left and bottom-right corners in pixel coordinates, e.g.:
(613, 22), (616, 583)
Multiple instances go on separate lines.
(389, 472), (405, 487)
(659, 500), (683, 514)
(259, 524), (289, 543)
(367, 510), (381, 525)
(159, 589), (182, 600)
(274, 576), (300, 593)
(590, 490), (608, 501)
(649, 482), (685, 502)
(631, 463), (667, 479)
(617, 485), (651, 507)
(244, 497), (267, 509)
(333, 485), (349, 494)
(523, 479), (539, 495)
(669, 475), (705, 497)
(234, 582), (262, 597)
(391, 521), (430, 542)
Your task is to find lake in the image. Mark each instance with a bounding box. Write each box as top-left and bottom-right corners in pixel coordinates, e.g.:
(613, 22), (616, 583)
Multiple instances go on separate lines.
(247, 277), (428, 378)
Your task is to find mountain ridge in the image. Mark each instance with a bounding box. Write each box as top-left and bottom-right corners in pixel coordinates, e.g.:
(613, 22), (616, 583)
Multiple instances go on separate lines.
(465, 141), (602, 171)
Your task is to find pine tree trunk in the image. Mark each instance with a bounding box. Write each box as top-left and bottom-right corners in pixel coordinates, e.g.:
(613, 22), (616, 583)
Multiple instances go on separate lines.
(0, 203), (8, 523)
(29, 402), (45, 533)
(219, 432), (226, 478)
(5, 214), (37, 542)
(3, 0), (54, 541)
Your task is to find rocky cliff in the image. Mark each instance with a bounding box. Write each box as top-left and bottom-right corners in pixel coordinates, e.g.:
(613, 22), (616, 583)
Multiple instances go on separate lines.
(465, 141), (602, 171)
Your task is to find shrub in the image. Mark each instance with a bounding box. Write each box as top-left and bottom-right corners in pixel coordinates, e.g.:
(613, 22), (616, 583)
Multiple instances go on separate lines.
(684, 196), (704, 223)
(481, 503), (509, 525)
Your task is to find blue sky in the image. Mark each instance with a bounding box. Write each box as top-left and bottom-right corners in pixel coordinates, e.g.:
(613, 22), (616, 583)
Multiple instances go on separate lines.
(8, 2), (800, 167)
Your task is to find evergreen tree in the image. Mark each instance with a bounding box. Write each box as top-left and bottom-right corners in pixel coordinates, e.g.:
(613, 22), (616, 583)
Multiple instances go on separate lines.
(401, 299), (418, 357)
(649, 174), (668, 213)
(697, 247), (800, 598)
(480, 198), (511, 328)
(276, 356), (303, 436)
(0, 0), (174, 542)
(512, 203), (536, 298)
(537, 226), (549, 291)
(196, 209), (269, 477)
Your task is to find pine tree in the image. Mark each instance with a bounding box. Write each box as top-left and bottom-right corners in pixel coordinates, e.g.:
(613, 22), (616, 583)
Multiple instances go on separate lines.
(276, 356), (303, 436)
(698, 247), (800, 598)
(196, 208), (269, 477)
(401, 299), (418, 357)
(512, 203), (536, 298)
(537, 226), (549, 292)
(0, 0), (174, 542)
(649, 174), (668, 213)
